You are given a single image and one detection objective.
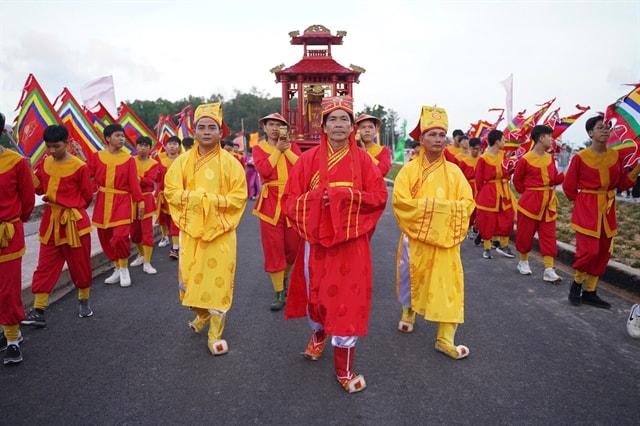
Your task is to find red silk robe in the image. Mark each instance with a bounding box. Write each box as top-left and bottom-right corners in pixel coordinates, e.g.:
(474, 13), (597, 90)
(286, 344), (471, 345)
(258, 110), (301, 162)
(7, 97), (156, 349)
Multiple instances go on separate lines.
(366, 144), (392, 177)
(282, 143), (387, 336)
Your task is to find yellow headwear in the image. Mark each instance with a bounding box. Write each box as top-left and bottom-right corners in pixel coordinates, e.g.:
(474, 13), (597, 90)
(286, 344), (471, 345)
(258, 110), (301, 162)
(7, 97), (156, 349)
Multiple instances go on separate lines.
(409, 105), (449, 140)
(193, 102), (231, 138)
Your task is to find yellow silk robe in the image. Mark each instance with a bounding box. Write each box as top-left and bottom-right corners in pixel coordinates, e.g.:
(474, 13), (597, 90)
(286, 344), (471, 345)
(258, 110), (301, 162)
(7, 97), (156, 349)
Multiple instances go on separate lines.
(393, 154), (475, 323)
(164, 145), (247, 311)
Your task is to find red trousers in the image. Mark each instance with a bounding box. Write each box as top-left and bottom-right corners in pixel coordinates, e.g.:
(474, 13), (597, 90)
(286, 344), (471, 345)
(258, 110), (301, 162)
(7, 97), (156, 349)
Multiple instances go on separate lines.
(31, 233), (92, 293)
(98, 224), (131, 261)
(0, 257), (25, 325)
(515, 212), (557, 257)
(476, 207), (514, 240)
(573, 231), (612, 277)
(131, 216), (154, 246)
(259, 215), (300, 272)
(158, 213), (179, 236)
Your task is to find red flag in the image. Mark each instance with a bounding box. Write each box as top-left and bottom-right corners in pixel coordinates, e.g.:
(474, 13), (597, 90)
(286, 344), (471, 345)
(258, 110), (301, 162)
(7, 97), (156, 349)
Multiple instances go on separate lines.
(606, 84), (640, 167)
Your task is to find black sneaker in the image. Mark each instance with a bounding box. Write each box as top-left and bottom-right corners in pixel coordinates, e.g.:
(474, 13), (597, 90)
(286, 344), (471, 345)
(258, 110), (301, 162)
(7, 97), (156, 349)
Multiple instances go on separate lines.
(0, 333), (23, 352)
(568, 282), (582, 306)
(22, 309), (46, 327)
(581, 290), (611, 309)
(473, 233), (482, 247)
(4, 344), (22, 365)
(78, 299), (93, 318)
(482, 249), (493, 259)
(495, 246), (515, 258)
(492, 240), (500, 249)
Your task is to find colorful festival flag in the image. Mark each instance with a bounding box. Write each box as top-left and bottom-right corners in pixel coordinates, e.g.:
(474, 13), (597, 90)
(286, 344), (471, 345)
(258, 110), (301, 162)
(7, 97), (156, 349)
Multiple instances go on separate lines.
(13, 74), (62, 165)
(606, 84), (640, 167)
(155, 114), (177, 144)
(117, 102), (159, 152)
(175, 105), (194, 141)
(55, 88), (105, 157)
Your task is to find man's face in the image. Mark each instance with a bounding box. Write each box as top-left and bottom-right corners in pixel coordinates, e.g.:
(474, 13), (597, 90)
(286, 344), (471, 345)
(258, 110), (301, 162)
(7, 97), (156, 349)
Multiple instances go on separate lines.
(420, 128), (447, 156)
(264, 120), (285, 141)
(137, 144), (151, 157)
(166, 141), (180, 155)
(460, 137), (469, 150)
(194, 117), (221, 149)
(224, 144), (233, 152)
(588, 121), (610, 143)
(538, 133), (553, 151)
(357, 120), (378, 143)
(106, 131), (125, 149)
(323, 110), (353, 147)
(470, 145), (481, 158)
(46, 141), (67, 160)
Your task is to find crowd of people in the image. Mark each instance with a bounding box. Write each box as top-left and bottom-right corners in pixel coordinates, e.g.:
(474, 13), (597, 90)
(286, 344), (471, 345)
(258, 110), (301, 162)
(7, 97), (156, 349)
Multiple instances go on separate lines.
(1, 102), (639, 395)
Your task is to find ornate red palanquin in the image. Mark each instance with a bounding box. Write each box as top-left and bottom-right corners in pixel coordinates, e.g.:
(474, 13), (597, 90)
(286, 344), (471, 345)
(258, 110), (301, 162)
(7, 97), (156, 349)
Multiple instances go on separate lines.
(271, 25), (365, 150)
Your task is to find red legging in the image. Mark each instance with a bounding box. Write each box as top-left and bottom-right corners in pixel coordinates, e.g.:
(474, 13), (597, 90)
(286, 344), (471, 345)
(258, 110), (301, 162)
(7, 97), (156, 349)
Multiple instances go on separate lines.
(97, 224), (131, 261)
(31, 233), (92, 292)
(515, 212), (557, 257)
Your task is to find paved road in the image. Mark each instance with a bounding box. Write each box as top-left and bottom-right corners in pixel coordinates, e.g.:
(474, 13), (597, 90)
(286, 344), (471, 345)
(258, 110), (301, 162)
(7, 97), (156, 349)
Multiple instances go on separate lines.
(3, 195), (639, 425)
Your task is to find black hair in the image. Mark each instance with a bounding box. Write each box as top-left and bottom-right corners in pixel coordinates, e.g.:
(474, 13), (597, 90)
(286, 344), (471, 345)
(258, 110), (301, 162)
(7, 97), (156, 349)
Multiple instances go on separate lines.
(43, 125), (69, 143)
(452, 129), (464, 137)
(166, 135), (182, 145)
(459, 135), (469, 142)
(585, 115), (605, 133)
(531, 125), (553, 143)
(136, 136), (152, 147)
(103, 123), (125, 139)
(0, 112), (5, 130)
(182, 137), (194, 148)
(469, 137), (481, 148)
(487, 130), (504, 146)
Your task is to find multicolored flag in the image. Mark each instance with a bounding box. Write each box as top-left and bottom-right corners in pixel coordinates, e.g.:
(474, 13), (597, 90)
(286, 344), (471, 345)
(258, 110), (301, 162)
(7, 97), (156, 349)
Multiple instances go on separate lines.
(54, 88), (105, 157)
(12, 74), (62, 165)
(155, 114), (177, 144)
(175, 105), (194, 141)
(606, 84), (640, 167)
(394, 119), (407, 163)
(232, 131), (245, 152)
(117, 102), (159, 152)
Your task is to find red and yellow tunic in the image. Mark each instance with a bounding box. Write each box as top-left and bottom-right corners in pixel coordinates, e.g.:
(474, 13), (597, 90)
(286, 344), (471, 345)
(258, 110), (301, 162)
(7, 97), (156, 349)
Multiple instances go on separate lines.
(513, 151), (563, 222)
(282, 142), (387, 336)
(456, 154), (479, 197)
(366, 143), (392, 177)
(88, 150), (144, 228)
(36, 156), (93, 247)
(0, 149), (35, 263)
(475, 150), (513, 212)
(563, 148), (639, 238)
(134, 156), (160, 220)
(252, 142), (301, 225)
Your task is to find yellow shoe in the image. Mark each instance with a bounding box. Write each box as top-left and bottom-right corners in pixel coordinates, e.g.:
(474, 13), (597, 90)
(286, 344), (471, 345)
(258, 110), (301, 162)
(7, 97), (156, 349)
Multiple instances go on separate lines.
(208, 339), (229, 356)
(434, 342), (469, 360)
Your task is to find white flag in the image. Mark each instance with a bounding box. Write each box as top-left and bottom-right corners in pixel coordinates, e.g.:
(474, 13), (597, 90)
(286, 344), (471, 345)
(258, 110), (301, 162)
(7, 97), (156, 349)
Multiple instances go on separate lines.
(80, 75), (117, 117)
(500, 73), (513, 123)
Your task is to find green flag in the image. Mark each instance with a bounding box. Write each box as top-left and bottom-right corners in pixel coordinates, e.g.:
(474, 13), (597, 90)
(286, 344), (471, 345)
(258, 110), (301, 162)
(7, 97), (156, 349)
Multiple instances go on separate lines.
(394, 119), (407, 163)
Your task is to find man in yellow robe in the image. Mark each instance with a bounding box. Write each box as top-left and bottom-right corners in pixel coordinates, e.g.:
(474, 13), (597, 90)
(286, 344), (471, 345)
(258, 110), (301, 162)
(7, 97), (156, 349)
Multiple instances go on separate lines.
(164, 103), (247, 356)
(393, 106), (475, 360)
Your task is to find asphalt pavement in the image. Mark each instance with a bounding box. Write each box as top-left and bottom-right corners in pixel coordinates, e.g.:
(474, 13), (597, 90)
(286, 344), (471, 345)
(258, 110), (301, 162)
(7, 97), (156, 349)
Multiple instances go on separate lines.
(2, 194), (640, 425)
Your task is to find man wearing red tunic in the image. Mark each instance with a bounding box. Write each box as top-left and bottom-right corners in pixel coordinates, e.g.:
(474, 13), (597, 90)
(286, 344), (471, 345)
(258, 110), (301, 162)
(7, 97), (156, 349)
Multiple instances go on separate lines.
(457, 137), (482, 240)
(355, 114), (392, 177)
(512, 125), (565, 282)
(282, 96), (388, 393)
(130, 136), (160, 274)
(563, 115), (640, 308)
(22, 125), (94, 329)
(475, 129), (516, 260)
(253, 113), (301, 310)
(88, 124), (144, 287)
(0, 111), (35, 365)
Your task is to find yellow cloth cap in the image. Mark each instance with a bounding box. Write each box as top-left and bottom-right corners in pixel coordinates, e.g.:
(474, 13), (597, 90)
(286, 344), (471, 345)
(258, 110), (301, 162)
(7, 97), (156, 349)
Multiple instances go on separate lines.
(409, 105), (448, 140)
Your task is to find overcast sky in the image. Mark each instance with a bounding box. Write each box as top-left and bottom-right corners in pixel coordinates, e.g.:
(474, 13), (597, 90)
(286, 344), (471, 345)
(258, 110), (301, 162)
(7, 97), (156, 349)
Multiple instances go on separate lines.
(1, 0), (638, 146)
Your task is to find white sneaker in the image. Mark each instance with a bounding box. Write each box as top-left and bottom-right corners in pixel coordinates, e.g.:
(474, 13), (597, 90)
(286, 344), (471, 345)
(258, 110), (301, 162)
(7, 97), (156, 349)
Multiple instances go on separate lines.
(627, 304), (640, 339)
(120, 267), (131, 287)
(543, 267), (562, 283)
(130, 254), (144, 267)
(104, 269), (120, 284)
(517, 260), (532, 275)
(158, 237), (170, 247)
(143, 263), (157, 275)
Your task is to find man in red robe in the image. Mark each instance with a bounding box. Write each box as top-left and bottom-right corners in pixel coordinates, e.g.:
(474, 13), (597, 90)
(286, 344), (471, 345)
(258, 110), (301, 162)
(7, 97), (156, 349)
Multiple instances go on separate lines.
(22, 125), (94, 329)
(282, 96), (388, 393)
(88, 124), (144, 287)
(0, 112), (35, 365)
(563, 115), (640, 308)
(355, 114), (392, 177)
(253, 113), (301, 310)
